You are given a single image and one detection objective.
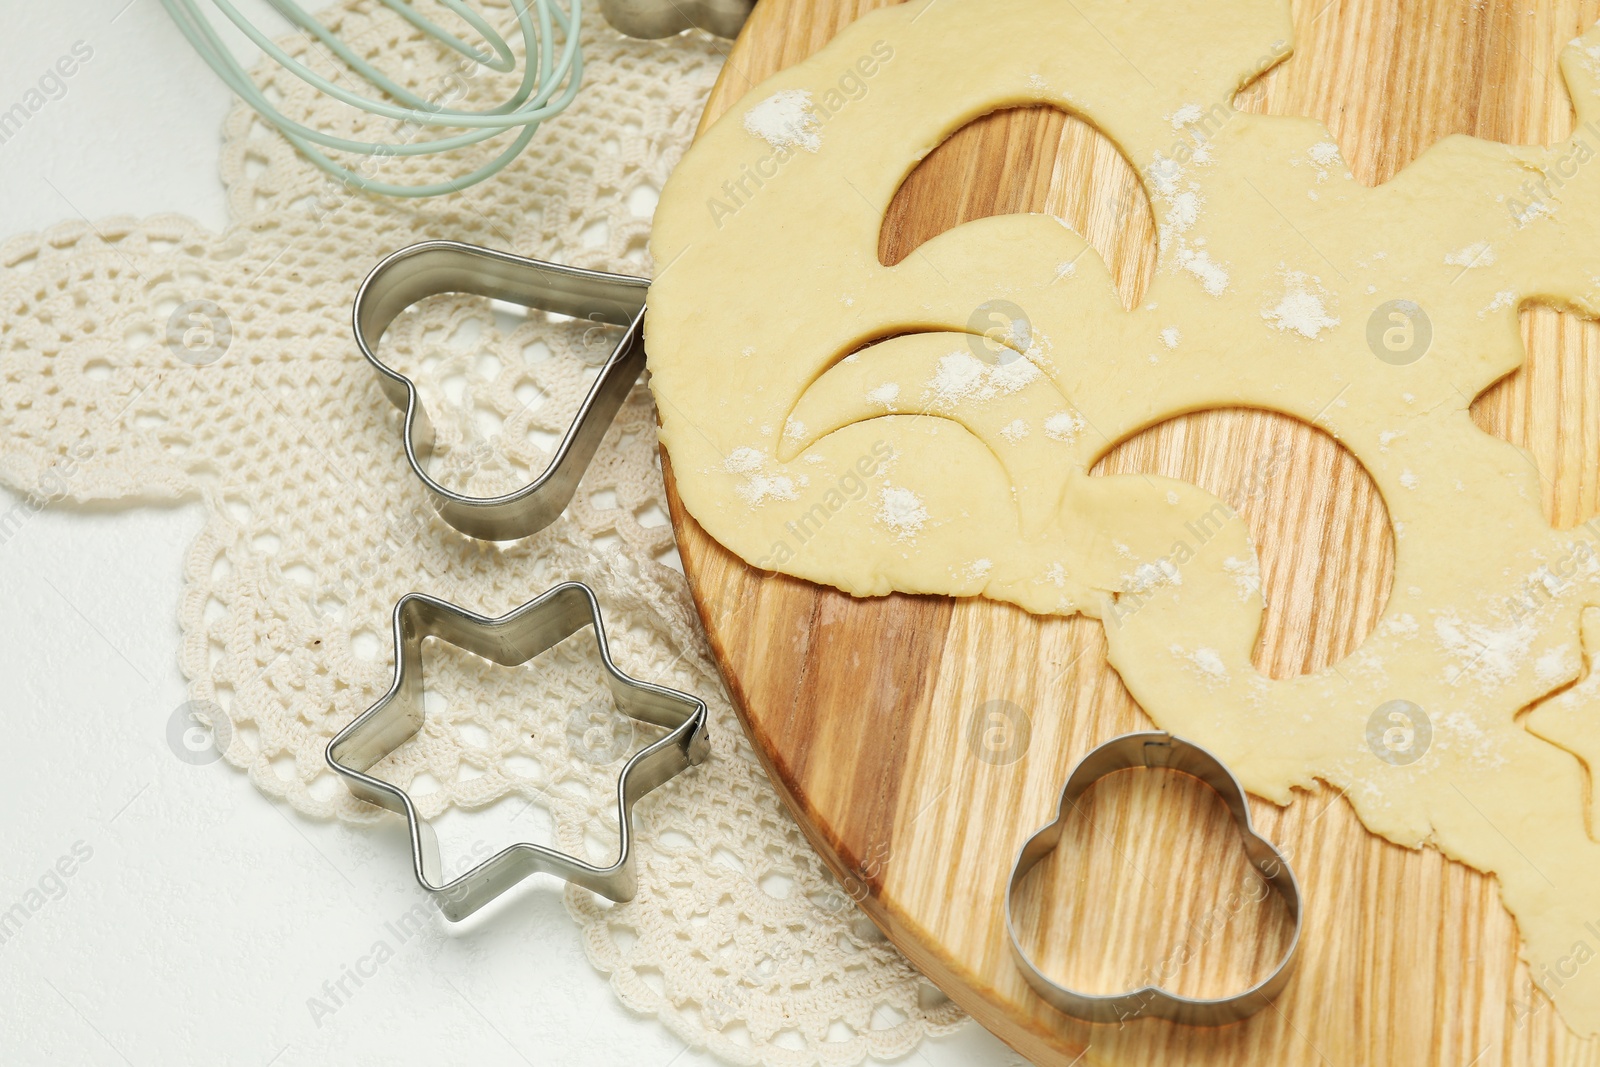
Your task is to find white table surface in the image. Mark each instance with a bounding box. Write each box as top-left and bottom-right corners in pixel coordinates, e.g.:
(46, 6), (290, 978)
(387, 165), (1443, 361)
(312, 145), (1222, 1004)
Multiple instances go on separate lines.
(0, 3), (1025, 1064)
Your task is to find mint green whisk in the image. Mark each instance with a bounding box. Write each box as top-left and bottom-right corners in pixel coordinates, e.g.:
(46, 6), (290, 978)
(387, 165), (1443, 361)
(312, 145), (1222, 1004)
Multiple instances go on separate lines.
(161, 0), (584, 198)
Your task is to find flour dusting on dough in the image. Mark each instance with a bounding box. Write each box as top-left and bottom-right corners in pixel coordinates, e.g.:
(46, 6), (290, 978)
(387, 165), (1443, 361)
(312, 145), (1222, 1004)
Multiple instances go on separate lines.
(1177, 246), (1230, 295)
(1445, 241), (1497, 269)
(1170, 643), (1229, 680)
(1125, 559), (1182, 594)
(1223, 555), (1261, 600)
(877, 485), (928, 539)
(1043, 410), (1084, 441)
(1262, 271), (1339, 339)
(1538, 644), (1576, 684)
(1438, 710), (1507, 769)
(867, 382), (899, 405)
(743, 90), (822, 152)
(925, 350), (1042, 404)
(927, 351), (983, 401)
(1435, 611), (1538, 685)
(1169, 103), (1204, 130)
(725, 447), (797, 505)
(1387, 613), (1419, 637)
(1480, 290), (1516, 316)
(999, 418), (1029, 442)
(1170, 191), (1201, 230)
(1308, 141), (1340, 167)
(1149, 154), (1183, 198)
(1149, 147), (1235, 296)
(737, 475), (797, 505)
(1513, 199), (1555, 227)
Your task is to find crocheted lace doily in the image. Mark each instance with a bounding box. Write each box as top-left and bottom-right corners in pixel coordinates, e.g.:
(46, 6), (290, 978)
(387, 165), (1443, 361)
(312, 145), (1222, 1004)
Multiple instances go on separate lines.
(0, 5), (963, 1063)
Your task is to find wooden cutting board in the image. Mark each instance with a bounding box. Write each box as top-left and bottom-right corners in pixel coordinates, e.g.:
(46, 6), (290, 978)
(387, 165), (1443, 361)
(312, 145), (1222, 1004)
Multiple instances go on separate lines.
(660, 0), (1600, 1062)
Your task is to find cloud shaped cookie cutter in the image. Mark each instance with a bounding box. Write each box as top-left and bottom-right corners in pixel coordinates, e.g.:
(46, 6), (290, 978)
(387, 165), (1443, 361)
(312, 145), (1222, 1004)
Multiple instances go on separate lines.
(1006, 732), (1302, 1026)
(326, 583), (711, 920)
(354, 240), (648, 541)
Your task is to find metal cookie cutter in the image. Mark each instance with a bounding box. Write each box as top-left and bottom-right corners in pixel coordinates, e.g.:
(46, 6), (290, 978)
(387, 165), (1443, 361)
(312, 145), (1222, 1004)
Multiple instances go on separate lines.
(326, 582), (710, 920)
(599, 0), (755, 38)
(1006, 732), (1302, 1026)
(355, 240), (648, 542)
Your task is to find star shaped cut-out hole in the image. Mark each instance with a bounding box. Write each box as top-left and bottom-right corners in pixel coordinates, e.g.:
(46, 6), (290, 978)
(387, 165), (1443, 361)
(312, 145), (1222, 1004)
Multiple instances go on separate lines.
(327, 582), (710, 920)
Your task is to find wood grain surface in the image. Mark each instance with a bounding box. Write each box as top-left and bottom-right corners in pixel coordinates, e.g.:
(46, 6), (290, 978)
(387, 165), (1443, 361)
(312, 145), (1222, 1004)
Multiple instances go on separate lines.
(661, 1), (1600, 1062)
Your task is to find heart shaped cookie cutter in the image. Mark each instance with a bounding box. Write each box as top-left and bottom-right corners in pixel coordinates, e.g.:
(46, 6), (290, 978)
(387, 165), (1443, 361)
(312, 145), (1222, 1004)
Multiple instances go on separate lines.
(355, 240), (648, 541)
(1006, 731), (1302, 1026)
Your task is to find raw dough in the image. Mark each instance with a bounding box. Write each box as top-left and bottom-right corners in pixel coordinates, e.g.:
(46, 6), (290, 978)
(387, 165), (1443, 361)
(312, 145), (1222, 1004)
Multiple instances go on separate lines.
(647, 0), (1600, 1033)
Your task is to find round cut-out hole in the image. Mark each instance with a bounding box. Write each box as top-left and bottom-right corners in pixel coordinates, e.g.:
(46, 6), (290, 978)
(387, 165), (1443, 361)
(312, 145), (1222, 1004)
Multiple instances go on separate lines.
(1094, 407), (1394, 680)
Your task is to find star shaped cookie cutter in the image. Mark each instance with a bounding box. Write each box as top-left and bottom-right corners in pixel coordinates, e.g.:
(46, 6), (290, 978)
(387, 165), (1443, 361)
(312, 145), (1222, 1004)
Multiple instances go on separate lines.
(326, 582), (711, 920)
(1006, 732), (1302, 1026)
(354, 240), (649, 542)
